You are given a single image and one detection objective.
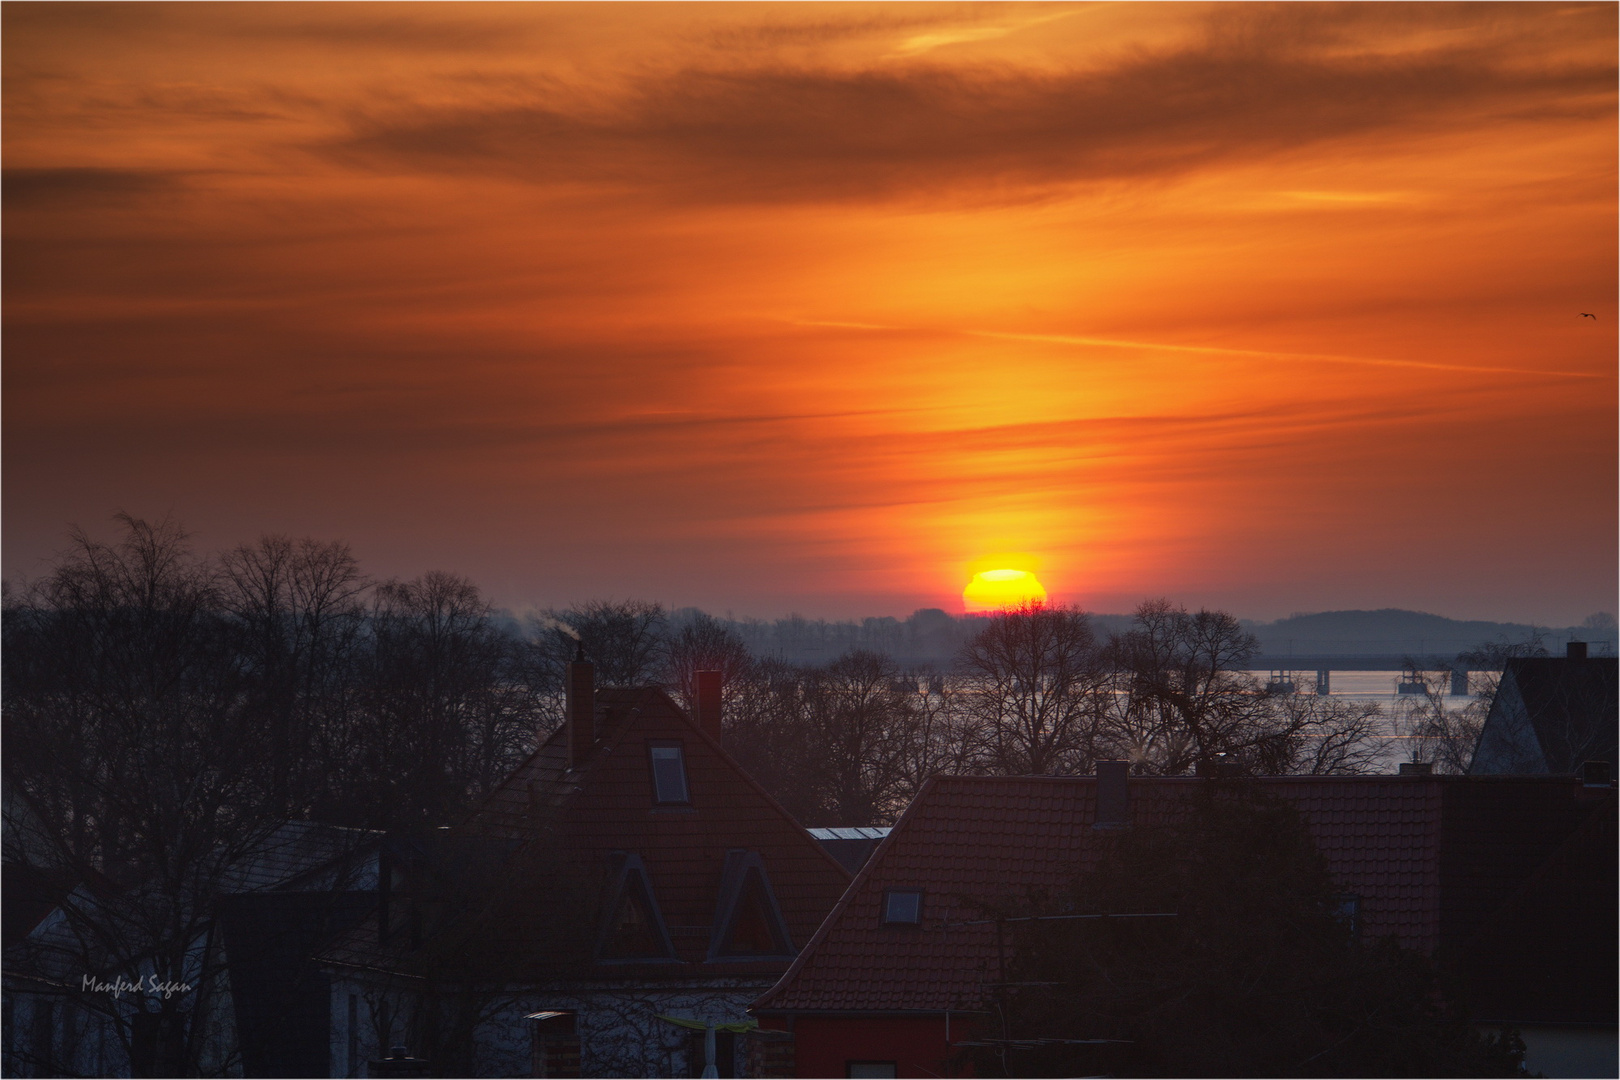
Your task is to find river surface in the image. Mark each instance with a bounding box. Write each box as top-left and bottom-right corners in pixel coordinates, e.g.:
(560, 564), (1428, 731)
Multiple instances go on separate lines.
(1243, 669), (1483, 773)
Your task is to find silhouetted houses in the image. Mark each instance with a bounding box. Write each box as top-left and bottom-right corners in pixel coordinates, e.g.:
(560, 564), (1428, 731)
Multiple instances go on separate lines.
(1470, 642), (1618, 774)
(320, 659), (851, 1077)
(2, 821), (377, 1078)
(752, 768), (1617, 1078)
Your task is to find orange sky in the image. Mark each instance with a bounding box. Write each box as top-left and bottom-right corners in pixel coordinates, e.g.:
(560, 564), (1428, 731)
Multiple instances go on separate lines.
(4, 2), (1616, 623)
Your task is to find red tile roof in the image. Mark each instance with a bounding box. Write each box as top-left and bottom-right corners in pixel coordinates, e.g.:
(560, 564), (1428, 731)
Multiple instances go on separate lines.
(754, 773), (1605, 1016)
(468, 686), (853, 976)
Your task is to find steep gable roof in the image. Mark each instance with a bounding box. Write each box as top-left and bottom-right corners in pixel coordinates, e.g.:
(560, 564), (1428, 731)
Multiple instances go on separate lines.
(1472, 656), (1618, 774)
(326, 685), (853, 981)
(754, 773), (1604, 1016)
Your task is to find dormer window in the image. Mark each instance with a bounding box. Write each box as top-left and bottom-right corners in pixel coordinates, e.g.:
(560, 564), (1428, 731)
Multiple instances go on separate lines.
(709, 851), (794, 960)
(882, 889), (923, 925)
(598, 854), (678, 962)
(649, 742), (689, 805)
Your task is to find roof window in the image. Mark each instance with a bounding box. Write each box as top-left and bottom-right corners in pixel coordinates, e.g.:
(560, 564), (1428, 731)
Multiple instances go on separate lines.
(599, 854), (678, 961)
(649, 742), (690, 805)
(709, 851), (794, 960)
(882, 889), (923, 925)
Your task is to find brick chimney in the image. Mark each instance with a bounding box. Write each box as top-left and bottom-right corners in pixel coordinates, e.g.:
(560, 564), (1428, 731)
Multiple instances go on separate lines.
(566, 643), (595, 769)
(695, 669), (723, 743)
(1095, 760), (1130, 828)
(1567, 640), (1588, 660)
(1398, 761), (1433, 776)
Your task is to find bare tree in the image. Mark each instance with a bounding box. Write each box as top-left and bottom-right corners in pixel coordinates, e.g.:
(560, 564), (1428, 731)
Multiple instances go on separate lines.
(798, 651), (923, 826)
(218, 535), (370, 817)
(2, 513), (285, 1075)
(542, 599), (668, 687)
(955, 602), (1106, 776)
(720, 657), (823, 822)
(1262, 691), (1390, 775)
(893, 667), (983, 794)
(360, 572), (531, 826)
(663, 611), (753, 719)
(1103, 600), (1274, 775)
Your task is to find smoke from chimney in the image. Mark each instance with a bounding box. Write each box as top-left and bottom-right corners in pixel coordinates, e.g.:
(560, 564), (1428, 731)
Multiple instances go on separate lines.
(533, 615), (581, 641)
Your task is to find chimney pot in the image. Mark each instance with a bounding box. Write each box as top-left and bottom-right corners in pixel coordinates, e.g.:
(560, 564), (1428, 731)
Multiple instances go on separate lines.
(1196, 752), (1237, 779)
(695, 670), (723, 742)
(1567, 641), (1588, 660)
(1095, 760), (1130, 827)
(1399, 761), (1433, 776)
(566, 654), (595, 768)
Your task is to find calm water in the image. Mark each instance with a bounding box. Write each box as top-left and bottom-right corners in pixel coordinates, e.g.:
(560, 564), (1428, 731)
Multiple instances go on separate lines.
(1242, 669), (1480, 773)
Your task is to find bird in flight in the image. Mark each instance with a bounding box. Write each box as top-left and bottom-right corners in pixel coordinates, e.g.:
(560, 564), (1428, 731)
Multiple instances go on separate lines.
(1580, 312), (1597, 319)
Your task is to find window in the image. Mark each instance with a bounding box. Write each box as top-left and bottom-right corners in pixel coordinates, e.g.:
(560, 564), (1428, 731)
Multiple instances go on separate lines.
(598, 854), (678, 961)
(649, 743), (690, 804)
(846, 1062), (897, 1078)
(883, 889), (923, 925)
(709, 850), (795, 960)
(1332, 894), (1361, 939)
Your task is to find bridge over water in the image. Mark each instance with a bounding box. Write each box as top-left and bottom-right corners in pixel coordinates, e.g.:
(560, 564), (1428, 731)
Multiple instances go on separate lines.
(1250, 654), (1483, 672)
(1251, 655), (1489, 696)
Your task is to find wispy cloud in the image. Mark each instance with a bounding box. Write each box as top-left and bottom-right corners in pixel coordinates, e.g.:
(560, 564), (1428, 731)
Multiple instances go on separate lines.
(325, 13), (1613, 206)
(891, 8), (1079, 56)
(788, 320), (1606, 380)
(965, 330), (1607, 380)
(2, 167), (189, 207)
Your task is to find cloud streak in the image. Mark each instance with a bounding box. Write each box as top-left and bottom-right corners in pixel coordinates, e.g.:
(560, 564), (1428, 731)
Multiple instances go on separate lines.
(328, 20), (1613, 205)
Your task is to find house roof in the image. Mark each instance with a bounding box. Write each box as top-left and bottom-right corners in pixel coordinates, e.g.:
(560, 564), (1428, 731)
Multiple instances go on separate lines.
(324, 684), (852, 984)
(1473, 656), (1618, 774)
(753, 773), (1610, 1017)
(1508, 656), (1617, 771)
(479, 687), (850, 968)
(807, 828), (891, 875)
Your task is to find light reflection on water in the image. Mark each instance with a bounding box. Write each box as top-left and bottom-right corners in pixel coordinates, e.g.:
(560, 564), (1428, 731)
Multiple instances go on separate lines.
(1243, 669), (1477, 698)
(1242, 670), (1480, 772)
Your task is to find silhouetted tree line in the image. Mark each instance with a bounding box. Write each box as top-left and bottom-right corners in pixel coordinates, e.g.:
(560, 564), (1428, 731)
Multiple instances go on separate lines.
(5, 515), (1400, 854)
(719, 600), (1388, 827)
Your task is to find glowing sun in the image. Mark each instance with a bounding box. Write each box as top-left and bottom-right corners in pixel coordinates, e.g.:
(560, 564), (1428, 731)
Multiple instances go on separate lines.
(963, 569), (1048, 612)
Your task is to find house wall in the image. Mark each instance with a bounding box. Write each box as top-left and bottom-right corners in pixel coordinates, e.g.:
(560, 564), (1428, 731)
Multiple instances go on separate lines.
(482, 988), (765, 1078)
(787, 1016), (969, 1079)
(328, 977), (772, 1078)
(1515, 1024), (1619, 1079)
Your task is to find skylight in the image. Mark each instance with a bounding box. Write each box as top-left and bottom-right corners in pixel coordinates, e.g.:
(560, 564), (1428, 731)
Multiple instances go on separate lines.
(649, 743), (689, 805)
(883, 889), (923, 925)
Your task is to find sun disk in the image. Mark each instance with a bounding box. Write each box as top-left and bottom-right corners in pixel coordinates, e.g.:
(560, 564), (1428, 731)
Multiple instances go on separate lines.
(963, 569), (1048, 612)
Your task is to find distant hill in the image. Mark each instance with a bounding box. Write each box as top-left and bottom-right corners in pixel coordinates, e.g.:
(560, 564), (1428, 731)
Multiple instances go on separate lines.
(1240, 608), (1617, 659)
(536, 605), (1616, 670)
